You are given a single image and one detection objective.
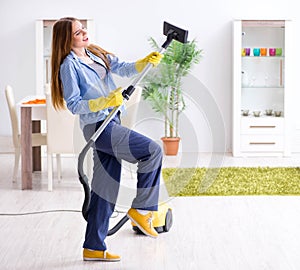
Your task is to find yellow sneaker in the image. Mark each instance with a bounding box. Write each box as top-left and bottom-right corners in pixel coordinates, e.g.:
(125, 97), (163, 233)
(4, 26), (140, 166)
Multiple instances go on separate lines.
(127, 208), (158, 238)
(83, 248), (120, 262)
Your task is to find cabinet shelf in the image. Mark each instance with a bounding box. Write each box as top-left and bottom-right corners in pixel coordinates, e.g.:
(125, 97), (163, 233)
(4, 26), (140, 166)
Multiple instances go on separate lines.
(241, 115), (284, 119)
(242, 86), (284, 89)
(242, 56), (284, 59)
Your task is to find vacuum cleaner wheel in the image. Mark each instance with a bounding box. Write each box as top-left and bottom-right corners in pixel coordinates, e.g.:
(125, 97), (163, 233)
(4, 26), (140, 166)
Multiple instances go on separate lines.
(163, 209), (173, 232)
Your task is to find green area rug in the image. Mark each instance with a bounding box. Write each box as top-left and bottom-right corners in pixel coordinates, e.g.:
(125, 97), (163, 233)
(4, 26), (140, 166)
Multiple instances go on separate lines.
(162, 167), (300, 196)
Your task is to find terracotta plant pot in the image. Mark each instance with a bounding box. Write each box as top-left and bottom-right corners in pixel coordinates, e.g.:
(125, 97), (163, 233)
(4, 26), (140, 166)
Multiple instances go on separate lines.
(161, 137), (180, 156)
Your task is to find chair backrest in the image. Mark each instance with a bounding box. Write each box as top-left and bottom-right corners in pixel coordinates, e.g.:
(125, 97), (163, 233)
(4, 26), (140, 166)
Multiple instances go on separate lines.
(5, 85), (20, 148)
(121, 86), (142, 129)
(45, 84), (85, 154)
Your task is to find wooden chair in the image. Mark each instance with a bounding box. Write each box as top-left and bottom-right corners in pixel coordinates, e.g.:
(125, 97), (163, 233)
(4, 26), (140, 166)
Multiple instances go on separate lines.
(45, 84), (89, 191)
(5, 85), (47, 182)
(121, 86), (142, 129)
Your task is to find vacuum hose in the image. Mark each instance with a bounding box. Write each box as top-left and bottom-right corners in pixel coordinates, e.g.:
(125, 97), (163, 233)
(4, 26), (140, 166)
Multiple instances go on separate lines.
(77, 140), (93, 221)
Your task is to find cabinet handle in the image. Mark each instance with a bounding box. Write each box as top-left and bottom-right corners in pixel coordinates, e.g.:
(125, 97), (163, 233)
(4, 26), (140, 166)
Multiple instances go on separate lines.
(280, 59), (283, 86)
(249, 142), (276, 145)
(249, 125), (276, 128)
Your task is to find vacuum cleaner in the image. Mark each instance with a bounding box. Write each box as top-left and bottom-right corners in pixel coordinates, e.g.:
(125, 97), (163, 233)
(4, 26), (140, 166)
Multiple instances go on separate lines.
(78, 21), (188, 236)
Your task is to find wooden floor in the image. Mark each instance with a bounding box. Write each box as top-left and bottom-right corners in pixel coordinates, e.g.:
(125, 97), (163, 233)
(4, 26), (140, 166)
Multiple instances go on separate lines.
(1, 153), (300, 270)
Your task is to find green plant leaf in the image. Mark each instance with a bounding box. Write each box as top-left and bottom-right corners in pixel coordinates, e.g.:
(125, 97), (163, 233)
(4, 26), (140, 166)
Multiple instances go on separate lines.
(142, 37), (203, 137)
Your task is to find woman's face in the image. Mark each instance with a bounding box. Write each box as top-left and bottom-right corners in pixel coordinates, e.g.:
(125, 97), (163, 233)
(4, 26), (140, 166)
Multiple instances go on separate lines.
(72, 20), (89, 49)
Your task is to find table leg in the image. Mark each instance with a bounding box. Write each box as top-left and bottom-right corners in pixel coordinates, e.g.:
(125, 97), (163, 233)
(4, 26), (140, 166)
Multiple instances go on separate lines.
(32, 120), (41, 171)
(21, 107), (32, 189)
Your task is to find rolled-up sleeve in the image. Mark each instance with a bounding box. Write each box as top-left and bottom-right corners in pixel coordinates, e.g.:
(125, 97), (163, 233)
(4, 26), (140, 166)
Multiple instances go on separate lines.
(108, 55), (138, 77)
(60, 61), (91, 114)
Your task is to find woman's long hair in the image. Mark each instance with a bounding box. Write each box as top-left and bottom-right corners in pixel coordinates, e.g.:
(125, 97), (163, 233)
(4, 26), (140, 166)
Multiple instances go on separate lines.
(51, 17), (112, 110)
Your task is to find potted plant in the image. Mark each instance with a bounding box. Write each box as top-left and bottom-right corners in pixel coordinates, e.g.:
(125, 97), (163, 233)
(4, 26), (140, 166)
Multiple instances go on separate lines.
(142, 38), (203, 155)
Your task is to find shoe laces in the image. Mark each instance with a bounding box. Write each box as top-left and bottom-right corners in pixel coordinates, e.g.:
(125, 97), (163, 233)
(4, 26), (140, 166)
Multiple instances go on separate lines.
(146, 212), (153, 228)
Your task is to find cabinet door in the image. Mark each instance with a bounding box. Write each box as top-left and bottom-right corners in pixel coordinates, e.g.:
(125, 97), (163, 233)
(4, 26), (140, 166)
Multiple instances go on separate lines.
(241, 20), (285, 115)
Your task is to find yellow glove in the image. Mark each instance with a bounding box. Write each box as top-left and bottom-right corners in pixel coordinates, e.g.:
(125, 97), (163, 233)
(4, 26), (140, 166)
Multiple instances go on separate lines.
(135, 52), (163, 73)
(88, 87), (123, 112)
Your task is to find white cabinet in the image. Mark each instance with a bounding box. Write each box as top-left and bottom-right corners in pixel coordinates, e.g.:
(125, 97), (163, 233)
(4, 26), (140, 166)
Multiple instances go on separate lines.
(233, 20), (292, 156)
(35, 19), (95, 95)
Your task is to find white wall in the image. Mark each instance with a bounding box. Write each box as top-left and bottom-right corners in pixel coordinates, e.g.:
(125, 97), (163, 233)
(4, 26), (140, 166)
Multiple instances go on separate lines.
(0, 0), (298, 153)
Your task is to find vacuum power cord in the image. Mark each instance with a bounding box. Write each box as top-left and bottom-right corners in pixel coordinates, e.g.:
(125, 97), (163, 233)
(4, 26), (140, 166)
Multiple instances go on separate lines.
(0, 209), (81, 216)
(0, 209), (125, 217)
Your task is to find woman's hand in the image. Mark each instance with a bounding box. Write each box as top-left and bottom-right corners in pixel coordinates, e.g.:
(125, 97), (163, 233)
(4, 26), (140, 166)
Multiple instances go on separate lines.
(88, 87), (123, 112)
(135, 52), (163, 73)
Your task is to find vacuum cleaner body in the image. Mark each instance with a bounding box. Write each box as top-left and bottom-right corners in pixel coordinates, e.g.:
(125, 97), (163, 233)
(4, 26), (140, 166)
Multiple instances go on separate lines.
(131, 203), (173, 234)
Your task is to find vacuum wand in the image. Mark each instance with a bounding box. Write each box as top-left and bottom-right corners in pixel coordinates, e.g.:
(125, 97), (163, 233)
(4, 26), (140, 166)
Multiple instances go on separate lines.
(122, 47), (166, 100)
(78, 21), (188, 223)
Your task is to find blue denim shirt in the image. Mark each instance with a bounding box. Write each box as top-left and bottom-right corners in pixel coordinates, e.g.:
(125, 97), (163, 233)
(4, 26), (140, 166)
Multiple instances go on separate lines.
(60, 50), (138, 129)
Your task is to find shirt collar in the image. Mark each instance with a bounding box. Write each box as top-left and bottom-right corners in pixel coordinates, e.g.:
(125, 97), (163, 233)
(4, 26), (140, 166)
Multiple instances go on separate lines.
(86, 49), (107, 68)
(69, 50), (107, 68)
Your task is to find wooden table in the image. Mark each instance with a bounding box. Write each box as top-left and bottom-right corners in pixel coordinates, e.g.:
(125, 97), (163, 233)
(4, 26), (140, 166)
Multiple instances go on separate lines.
(18, 96), (46, 189)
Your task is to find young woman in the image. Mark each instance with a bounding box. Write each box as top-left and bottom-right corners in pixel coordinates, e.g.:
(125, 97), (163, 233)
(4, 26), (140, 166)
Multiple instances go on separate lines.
(51, 17), (163, 262)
